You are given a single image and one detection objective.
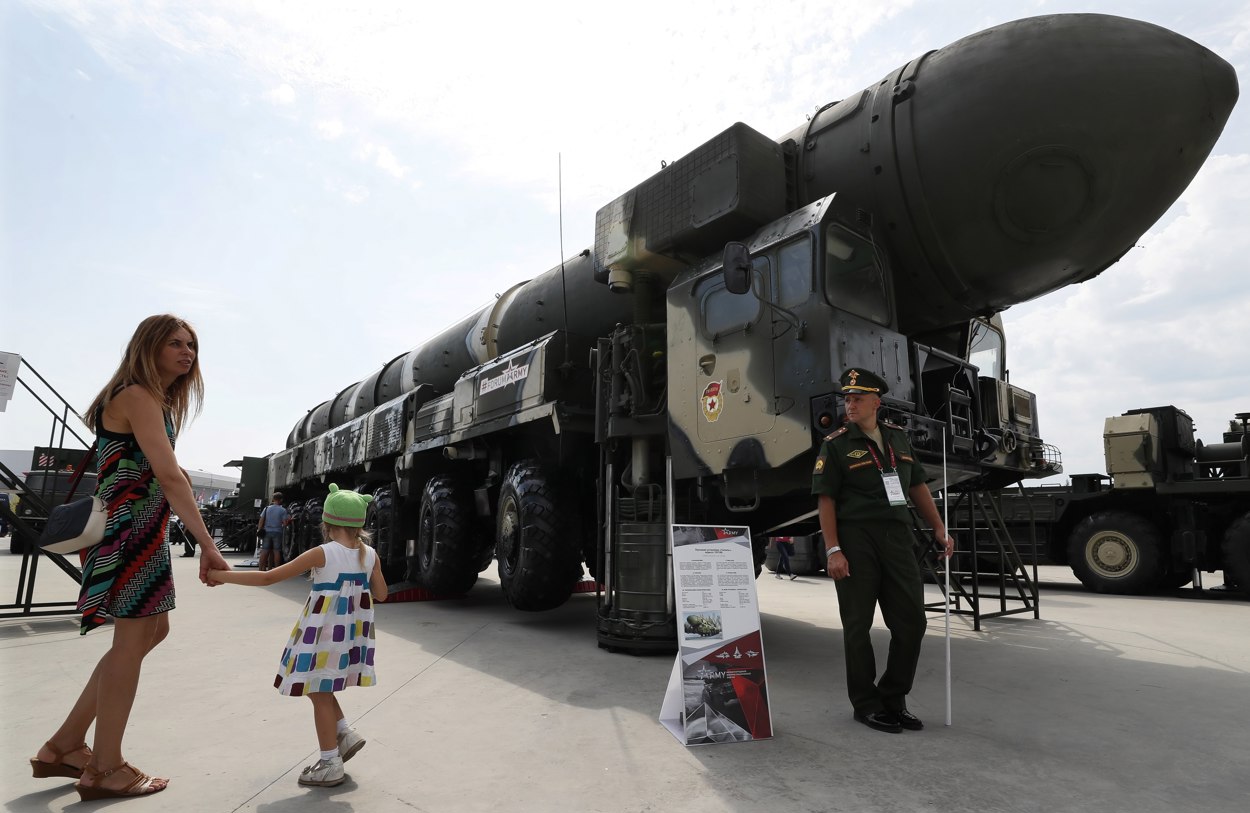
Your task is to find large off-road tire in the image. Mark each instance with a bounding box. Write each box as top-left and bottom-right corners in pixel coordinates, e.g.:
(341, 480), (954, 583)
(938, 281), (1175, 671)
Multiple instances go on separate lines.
(413, 476), (480, 595)
(299, 498), (323, 562)
(281, 509), (306, 563)
(1220, 512), (1250, 592)
(365, 491), (407, 584)
(495, 461), (580, 611)
(1067, 511), (1164, 594)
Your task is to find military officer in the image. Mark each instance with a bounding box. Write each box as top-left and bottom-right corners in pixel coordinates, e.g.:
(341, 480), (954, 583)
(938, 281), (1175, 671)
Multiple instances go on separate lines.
(812, 368), (954, 733)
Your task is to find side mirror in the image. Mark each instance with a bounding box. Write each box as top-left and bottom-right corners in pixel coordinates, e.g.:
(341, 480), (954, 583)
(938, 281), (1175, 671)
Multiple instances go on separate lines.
(722, 242), (752, 295)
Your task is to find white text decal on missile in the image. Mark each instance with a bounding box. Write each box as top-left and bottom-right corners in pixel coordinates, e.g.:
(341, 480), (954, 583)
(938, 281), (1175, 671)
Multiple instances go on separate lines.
(479, 360), (530, 395)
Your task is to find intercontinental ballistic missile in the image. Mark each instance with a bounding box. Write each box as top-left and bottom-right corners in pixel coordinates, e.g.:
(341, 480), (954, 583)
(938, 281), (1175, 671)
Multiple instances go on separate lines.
(266, 14), (1236, 621)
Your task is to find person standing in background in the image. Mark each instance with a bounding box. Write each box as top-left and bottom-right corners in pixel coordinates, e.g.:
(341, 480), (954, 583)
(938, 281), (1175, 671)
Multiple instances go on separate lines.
(256, 491), (290, 571)
(774, 537), (796, 580)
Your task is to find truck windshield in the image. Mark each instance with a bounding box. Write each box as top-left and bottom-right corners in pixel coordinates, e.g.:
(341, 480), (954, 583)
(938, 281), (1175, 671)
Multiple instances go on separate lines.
(968, 319), (1004, 379)
(823, 224), (888, 324)
(777, 236), (813, 308)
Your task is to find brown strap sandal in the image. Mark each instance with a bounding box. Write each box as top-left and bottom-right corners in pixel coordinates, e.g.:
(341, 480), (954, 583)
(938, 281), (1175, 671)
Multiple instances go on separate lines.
(75, 762), (168, 801)
(29, 740), (92, 779)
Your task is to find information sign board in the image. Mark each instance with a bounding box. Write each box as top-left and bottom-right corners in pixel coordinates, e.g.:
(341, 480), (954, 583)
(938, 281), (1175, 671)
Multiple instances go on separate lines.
(659, 524), (772, 745)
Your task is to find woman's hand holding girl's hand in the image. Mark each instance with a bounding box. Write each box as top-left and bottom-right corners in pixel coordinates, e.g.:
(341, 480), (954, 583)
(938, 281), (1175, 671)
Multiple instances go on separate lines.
(199, 546), (231, 586)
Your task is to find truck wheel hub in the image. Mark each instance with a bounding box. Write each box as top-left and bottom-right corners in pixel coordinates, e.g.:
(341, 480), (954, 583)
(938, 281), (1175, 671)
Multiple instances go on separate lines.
(499, 499), (520, 567)
(1090, 533), (1133, 573)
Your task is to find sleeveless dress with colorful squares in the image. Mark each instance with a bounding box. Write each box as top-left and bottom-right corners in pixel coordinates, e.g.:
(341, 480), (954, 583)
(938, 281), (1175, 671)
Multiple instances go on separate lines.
(77, 405), (176, 635)
(276, 542), (378, 696)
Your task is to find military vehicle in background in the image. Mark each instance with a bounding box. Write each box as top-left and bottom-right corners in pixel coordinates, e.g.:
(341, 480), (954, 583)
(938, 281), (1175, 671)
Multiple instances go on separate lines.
(0, 493), (11, 540)
(262, 14), (1237, 649)
(202, 456), (269, 551)
(993, 407), (1250, 595)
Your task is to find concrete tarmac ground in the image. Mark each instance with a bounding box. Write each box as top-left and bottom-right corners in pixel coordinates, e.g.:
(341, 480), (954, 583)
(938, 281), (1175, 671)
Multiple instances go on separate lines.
(2, 548), (1246, 813)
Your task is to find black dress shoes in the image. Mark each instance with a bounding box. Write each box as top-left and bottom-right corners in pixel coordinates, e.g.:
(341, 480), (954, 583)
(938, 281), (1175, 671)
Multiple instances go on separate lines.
(853, 710), (903, 733)
(896, 709), (924, 730)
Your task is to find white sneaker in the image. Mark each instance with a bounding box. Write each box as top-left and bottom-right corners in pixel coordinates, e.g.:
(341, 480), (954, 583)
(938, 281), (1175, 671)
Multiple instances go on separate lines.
(338, 728), (366, 762)
(298, 756), (345, 787)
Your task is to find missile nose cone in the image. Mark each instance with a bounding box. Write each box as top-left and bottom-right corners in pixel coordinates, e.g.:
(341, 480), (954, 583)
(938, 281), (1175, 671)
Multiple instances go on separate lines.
(802, 14), (1239, 334)
(909, 14), (1238, 328)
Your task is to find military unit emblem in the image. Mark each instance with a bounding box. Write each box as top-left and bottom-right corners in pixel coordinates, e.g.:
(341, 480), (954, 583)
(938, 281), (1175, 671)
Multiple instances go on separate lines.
(701, 381), (723, 422)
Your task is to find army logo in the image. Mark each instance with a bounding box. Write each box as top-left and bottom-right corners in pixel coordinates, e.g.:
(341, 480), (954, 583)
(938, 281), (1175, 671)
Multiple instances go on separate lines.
(846, 449), (868, 459)
(813, 456), (826, 474)
(701, 381), (724, 422)
(479, 358), (530, 395)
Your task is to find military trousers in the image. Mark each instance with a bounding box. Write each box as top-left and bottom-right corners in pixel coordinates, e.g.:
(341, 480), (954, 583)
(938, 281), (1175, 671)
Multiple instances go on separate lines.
(833, 520), (926, 714)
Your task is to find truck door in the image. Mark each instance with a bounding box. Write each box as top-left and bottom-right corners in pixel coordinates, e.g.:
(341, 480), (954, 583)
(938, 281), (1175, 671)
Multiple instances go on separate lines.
(692, 263), (777, 444)
(822, 223), (908, 397)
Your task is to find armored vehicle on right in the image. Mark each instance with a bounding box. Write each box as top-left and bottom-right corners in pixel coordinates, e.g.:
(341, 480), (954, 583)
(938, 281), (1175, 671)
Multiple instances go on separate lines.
(997, 407), (1250, 594)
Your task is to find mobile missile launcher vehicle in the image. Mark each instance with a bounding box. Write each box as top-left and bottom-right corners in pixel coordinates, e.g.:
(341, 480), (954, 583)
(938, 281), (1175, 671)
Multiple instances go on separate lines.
(264, 14), (1238, 649)
(995, 408), (1250, 595)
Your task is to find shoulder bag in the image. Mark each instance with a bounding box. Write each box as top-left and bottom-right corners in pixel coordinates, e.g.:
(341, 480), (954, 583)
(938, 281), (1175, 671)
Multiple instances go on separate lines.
(38, 448), (104, 554)
(40, 496), (108, 554)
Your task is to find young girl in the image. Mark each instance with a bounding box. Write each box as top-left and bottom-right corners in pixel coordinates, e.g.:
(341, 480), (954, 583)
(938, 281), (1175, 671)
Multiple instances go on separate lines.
(210, 483), (387, 787)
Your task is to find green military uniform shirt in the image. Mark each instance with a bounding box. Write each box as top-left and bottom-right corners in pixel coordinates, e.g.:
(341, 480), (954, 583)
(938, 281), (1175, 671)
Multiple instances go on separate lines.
(811, 421), (928, 524)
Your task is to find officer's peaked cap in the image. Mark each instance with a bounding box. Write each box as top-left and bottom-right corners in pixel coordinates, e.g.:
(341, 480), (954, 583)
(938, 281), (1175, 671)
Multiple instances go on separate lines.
(838, 368), (889, 397)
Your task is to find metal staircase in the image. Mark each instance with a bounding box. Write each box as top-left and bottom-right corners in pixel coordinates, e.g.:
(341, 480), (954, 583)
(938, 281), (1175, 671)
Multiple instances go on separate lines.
(1, 357), (92, 619)
(914, 484), (1040, 630)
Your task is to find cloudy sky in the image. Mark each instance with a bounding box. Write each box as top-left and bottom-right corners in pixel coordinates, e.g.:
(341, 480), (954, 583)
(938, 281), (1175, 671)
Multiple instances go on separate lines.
(2, 0), (1247, 484)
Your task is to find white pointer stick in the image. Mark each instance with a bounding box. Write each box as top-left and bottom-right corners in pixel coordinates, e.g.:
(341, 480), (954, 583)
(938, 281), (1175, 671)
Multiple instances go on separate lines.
(942, 429), (952, 727)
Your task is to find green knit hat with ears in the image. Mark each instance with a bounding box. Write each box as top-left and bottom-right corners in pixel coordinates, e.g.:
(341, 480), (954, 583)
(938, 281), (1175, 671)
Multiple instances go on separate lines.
(321, 484), (373, 528)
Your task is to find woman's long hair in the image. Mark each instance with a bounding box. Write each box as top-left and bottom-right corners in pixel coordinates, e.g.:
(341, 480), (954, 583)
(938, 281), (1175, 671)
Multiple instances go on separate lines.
(84, 314), (204, 435)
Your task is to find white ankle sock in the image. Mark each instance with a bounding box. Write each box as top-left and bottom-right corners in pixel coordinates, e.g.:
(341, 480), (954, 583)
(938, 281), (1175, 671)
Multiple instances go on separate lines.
(336, 719), (350, 735)
(320, 748), (341, 762)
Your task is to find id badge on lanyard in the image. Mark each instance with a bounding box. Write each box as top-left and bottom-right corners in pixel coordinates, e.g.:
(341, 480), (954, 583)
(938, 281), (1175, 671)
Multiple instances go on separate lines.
(867, 440), (908, 506)
(881, 472), (907, 506)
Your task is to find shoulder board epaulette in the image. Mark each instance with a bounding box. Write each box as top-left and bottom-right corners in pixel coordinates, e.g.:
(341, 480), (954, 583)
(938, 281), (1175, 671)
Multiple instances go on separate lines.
(823, 426), (849, 441)
(882, 420), (904, 430)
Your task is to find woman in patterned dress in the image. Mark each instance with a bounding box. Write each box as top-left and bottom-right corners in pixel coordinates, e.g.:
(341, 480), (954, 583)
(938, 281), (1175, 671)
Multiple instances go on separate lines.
(210, 484), (387, 788)
(29, 315), (231, 800)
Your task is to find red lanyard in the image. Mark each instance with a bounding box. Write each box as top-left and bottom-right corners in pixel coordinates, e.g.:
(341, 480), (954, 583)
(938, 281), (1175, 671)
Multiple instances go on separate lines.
(864, 436), (897, 473)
